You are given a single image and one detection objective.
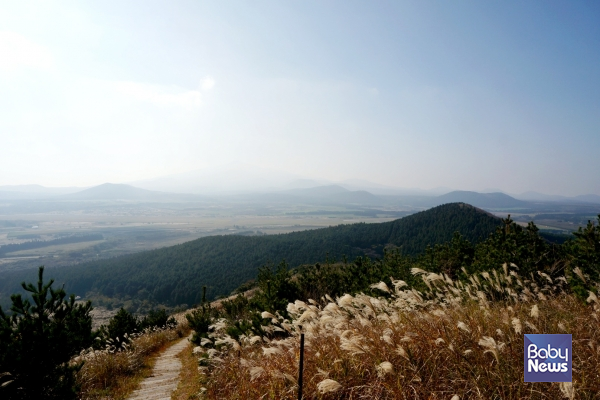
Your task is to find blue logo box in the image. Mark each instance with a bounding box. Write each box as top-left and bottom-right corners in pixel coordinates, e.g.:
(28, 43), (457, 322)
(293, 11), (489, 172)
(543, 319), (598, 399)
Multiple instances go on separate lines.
(524, 334), (572, 382)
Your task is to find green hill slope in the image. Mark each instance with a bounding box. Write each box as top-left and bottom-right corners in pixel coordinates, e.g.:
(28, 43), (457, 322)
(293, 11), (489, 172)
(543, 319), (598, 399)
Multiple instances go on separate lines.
(0, 203), (500, 308)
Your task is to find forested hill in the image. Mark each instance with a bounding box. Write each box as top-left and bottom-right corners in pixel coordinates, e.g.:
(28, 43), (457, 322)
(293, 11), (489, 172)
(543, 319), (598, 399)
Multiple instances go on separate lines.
(0, 203), (500, 308)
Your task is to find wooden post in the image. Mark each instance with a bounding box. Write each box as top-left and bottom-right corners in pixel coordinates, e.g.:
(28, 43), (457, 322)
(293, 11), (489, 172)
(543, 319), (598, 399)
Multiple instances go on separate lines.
(298, 328), (305, 400)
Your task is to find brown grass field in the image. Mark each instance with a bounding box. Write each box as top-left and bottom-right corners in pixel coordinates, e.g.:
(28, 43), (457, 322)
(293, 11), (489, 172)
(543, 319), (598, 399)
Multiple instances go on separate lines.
(189, 267), (600, 399)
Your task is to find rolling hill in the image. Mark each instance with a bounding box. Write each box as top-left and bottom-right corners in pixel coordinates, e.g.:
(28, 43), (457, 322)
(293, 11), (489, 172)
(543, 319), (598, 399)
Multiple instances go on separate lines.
(61, 183), (201, 201)
(62, 183), (168, 200)
(0, 203), (501, 308)
(432, 191), (529, 209)
(273, 185), (384, 205)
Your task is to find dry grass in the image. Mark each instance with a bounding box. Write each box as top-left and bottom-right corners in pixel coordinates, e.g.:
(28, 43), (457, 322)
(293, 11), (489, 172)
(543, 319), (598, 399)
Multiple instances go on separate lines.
(192, 266), (600, 399)
(171, 342), (206, 400)
(76, 322), (189, 400)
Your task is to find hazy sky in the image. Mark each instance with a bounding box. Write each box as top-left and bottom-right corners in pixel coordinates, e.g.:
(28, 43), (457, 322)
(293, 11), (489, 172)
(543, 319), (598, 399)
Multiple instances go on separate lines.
(1, 1), (599, 195)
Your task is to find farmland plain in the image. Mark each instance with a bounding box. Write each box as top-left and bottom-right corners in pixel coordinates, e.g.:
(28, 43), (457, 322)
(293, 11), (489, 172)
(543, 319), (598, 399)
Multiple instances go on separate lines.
(1, 184), (599, 274)
(0, 199), (406, 273)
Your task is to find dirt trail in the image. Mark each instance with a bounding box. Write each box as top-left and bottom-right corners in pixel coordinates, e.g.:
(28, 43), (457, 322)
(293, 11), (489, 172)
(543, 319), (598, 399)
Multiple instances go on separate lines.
(126, 290), (255, 399)
(127, 334), (191, 400)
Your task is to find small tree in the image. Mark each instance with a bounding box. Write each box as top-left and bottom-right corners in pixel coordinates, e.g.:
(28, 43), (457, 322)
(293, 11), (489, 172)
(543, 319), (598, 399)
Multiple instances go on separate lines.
(0, 266), (93, 400)
(140, 308), (176, 330)
(254, 261), (298, 313)
(187, 286), (214, 345)
(103, 308), (139, 346)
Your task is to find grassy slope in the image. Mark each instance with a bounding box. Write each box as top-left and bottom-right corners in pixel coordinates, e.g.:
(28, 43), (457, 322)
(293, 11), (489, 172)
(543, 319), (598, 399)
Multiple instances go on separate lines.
(0, 203), (500, 308)
(198, 269), (599, 398)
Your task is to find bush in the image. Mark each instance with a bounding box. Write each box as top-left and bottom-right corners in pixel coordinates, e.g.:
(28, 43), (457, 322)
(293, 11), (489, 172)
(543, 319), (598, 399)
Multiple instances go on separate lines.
(187, 305), (213, 345)
(0, 266), (93, 400)
(187, 286), (217, 345)
(103, 308), (139, 346)
(140, 308), (176, 330)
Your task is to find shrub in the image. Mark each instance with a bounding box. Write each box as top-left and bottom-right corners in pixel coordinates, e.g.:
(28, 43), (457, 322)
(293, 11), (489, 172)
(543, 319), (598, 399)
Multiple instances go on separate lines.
(140, 308), (176, 330)
(187, 286), (218, 345)
(187, 305), (214, 345)
(103, 308), (139, 345)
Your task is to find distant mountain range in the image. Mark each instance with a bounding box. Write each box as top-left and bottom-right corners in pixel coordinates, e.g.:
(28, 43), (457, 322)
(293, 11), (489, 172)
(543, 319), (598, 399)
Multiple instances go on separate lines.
(59, 183), (197, 201)
(0, 183), (204, 202)
(240, 185), (385, 205)
(1, 181), (599, 206)
(131, 164), (304, 194)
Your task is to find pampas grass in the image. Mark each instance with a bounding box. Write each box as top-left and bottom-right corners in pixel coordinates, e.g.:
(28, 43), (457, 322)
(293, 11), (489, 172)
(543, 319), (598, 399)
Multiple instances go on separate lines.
(191, 267), (600, 399)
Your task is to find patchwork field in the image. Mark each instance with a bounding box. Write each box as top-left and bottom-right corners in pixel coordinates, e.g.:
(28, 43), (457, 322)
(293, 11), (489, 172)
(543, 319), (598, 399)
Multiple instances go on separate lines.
(0, 203), (402, 272)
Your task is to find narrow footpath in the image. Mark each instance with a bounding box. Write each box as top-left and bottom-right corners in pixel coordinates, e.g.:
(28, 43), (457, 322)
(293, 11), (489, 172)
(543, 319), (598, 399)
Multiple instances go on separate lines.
(127, 335), (191, 400)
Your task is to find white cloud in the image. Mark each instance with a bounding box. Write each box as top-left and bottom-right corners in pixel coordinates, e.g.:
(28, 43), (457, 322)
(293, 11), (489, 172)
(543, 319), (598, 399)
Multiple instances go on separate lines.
(0, 31), (54, 71)
(200, 75), (216, 91)
(113, 81), (203, 108)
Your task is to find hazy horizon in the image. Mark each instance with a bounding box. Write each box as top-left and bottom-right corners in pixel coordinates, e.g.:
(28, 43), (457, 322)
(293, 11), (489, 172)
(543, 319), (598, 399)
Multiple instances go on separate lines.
(2, 167), (600, 200)
(2, 1), (599, 196)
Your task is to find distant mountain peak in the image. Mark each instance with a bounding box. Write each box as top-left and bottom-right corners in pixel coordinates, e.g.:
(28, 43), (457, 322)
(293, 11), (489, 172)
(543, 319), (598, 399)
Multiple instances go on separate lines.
(278, 184), (350, 196)
(434, 191), (527, 209)
(64, 183), (165, 200)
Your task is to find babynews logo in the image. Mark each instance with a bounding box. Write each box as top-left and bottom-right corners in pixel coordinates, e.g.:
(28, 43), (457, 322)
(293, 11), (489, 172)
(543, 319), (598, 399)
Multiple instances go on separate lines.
(524, 334), (572, 382)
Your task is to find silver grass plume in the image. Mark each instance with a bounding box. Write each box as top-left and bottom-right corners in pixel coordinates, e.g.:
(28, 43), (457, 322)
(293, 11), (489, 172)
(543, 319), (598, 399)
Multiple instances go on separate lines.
(317, 379), (342, 394)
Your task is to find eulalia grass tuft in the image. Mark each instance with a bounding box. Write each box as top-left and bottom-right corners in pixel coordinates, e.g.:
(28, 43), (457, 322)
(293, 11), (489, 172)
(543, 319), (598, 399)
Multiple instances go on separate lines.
(190, 265), (600, 399)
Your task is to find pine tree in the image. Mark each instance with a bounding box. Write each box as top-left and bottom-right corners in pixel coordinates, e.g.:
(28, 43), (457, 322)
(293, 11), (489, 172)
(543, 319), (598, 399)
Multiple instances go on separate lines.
(104, 308), (139, 345)
(139, 308), (176, 330)
(187, 286), (214, 345)
(0, 266), (93, 400)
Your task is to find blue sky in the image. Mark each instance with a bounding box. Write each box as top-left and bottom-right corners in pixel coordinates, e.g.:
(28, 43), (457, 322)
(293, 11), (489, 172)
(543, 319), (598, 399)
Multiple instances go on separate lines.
(1, 1), (599, 195)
